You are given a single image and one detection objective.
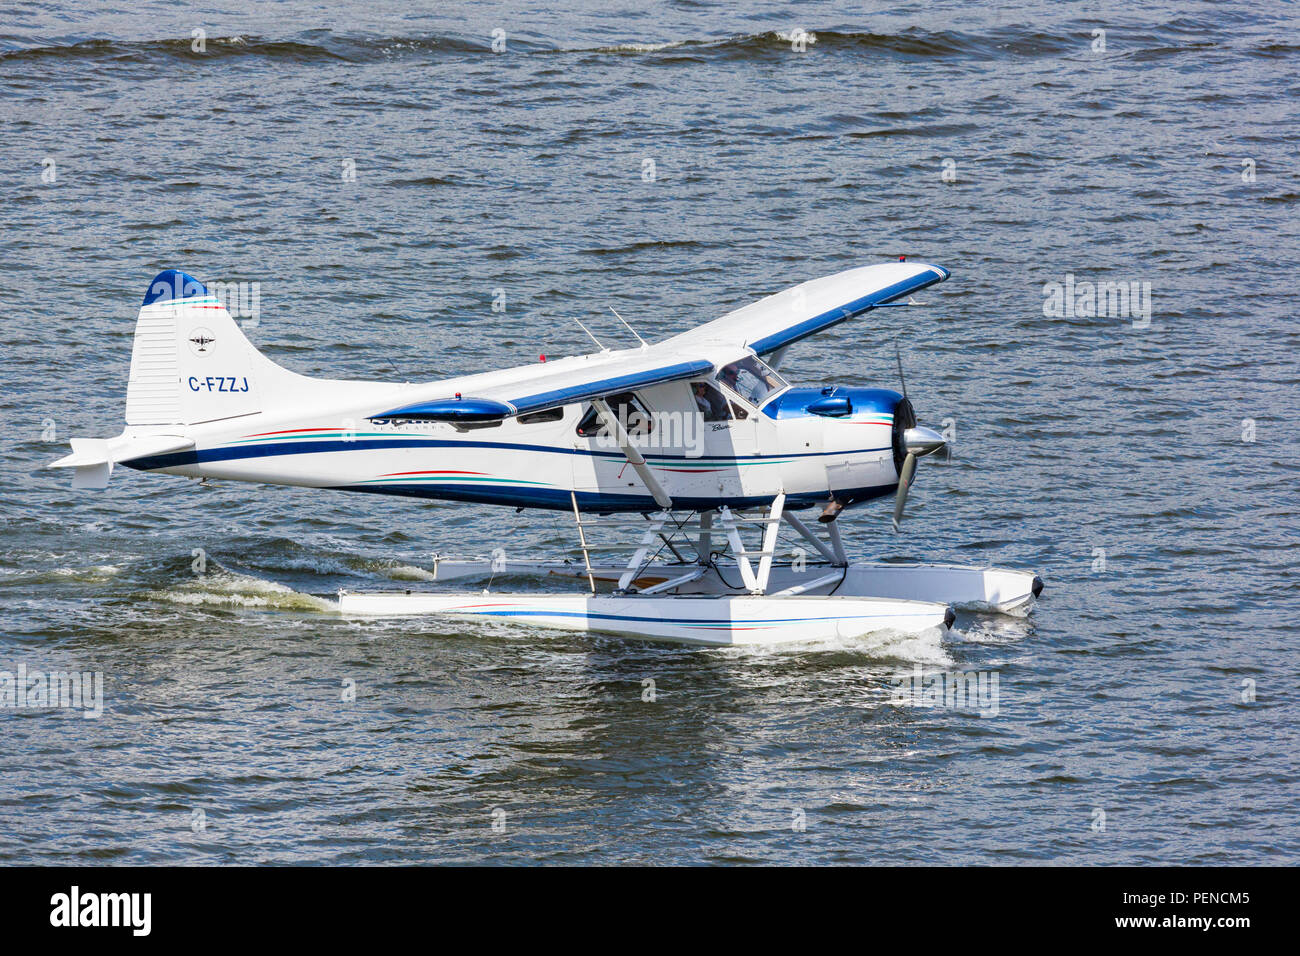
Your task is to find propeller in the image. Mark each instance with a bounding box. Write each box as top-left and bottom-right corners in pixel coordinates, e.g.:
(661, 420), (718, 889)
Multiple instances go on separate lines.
(894, 341), (908, 402)
(891, 342), (946, 532)
(892, 425), (946, 531)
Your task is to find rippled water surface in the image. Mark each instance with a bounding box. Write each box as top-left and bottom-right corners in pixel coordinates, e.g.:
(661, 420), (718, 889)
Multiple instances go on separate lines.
(2, 1), (1298, 864)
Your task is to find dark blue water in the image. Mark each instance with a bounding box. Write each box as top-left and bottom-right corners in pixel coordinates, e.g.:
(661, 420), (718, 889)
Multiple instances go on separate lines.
(2, 1), (1297, 864)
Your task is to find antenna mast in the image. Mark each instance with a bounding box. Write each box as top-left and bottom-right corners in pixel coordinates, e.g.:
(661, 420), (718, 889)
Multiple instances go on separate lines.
(609, 307), (648, 349)
(573, 317), (607, 351)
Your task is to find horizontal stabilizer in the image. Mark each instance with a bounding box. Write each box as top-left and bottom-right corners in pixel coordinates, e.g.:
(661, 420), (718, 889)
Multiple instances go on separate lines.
(48, 438), (112, 470)
(49, 435), (195, 488)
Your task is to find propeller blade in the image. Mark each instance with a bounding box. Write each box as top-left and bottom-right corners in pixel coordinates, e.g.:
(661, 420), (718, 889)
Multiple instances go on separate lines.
(894, 341), (908, 401)
(892, 452), (916, 532)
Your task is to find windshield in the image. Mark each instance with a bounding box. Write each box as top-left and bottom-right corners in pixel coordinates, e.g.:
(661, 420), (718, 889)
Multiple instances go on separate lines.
(717, 356), (787, 406)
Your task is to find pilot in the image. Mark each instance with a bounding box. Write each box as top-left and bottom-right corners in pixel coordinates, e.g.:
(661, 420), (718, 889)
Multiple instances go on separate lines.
(723, 362), (765, 404)
(719, 365), (741, 394)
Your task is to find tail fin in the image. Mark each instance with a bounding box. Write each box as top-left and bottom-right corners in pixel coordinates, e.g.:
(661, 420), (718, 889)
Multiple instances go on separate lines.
(127, 269), (295, 426)
(52, 269), (395, 488)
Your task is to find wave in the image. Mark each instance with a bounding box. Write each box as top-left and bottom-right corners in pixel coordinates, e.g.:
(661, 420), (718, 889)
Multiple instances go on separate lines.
(205, 539), (451, 584)
(0, 564), (122, 586)
(344, 557), (439, 582)
(1, 26), (1205, 68)
(716, 625), (954, 665)
(0, 32), (485, 65)
(146, 568), (336, 613)
(563, 29), (1076, 60)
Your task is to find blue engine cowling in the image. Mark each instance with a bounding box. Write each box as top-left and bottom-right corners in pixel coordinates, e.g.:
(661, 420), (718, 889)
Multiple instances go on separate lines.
(762, 386), (904, 422)
(764, 386), (914, 490)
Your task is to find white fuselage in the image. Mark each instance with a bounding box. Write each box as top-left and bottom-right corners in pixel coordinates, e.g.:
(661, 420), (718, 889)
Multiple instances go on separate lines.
(125, 374), (904, 513)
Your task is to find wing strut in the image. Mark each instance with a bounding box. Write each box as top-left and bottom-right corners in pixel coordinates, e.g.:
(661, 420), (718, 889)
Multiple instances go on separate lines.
(591, 399), (673, 510)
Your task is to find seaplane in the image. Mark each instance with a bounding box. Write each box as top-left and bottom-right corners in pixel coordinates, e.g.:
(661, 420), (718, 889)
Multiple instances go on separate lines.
(50, 259), (1043, 646)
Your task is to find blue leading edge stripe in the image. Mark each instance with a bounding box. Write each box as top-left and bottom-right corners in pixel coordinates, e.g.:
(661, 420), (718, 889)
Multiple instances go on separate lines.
(508, 359), (714, 414)
(371, 359), (717, 423)
(748, 267), (949, 355)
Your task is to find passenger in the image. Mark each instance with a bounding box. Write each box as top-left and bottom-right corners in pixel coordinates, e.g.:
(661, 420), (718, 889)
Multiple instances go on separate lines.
(693, 382), (728, 421)
(693, 382), (713, 415)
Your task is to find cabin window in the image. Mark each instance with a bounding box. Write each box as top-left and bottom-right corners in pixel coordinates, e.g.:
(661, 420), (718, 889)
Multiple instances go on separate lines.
(575, 391), (653, 439)
(718, 356), (786, 407)
(518, 407), (564, 425)
(689, 381), (731, 422)
(713, 380), (751, 419)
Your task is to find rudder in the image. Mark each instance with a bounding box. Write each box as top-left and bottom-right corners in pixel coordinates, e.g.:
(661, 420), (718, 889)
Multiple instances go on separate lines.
(127, 270), (265, 426)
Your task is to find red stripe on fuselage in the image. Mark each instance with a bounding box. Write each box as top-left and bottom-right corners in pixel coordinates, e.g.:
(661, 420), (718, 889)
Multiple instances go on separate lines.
(379, 470), (488, 477)
(242, 427), (341, 438)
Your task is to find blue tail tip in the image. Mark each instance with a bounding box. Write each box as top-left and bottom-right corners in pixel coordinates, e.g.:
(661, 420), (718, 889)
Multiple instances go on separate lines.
(143, 270), (208, 307)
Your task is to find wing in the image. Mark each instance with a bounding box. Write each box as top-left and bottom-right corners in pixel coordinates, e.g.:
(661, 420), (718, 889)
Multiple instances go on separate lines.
(370, 260), (948, 424)
(663, 260), (949, 357)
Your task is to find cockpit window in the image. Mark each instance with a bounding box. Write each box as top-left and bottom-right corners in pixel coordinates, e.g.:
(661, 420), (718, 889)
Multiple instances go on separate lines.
(575, 391), (653, 439)
(718, 356), (786, 407)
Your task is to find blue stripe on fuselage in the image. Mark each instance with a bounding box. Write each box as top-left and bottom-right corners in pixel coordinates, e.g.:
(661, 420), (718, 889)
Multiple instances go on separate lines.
(327, 481), (898, 513)
(122, 437), (892, 471)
